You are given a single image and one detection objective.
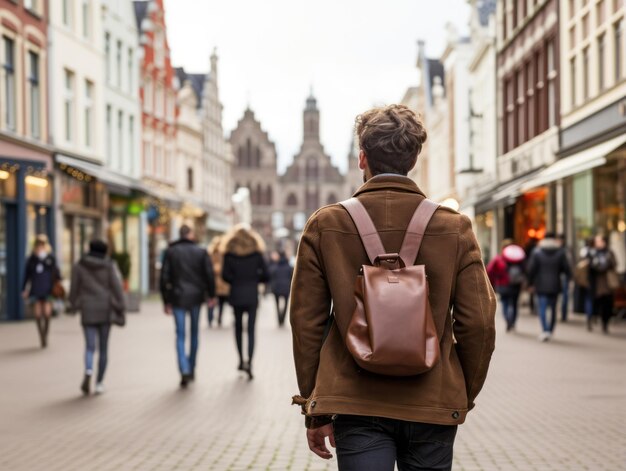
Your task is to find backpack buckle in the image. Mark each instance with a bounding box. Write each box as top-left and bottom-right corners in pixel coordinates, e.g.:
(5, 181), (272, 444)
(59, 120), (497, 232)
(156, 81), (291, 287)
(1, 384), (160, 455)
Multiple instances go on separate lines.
(374, 253), (405, 270)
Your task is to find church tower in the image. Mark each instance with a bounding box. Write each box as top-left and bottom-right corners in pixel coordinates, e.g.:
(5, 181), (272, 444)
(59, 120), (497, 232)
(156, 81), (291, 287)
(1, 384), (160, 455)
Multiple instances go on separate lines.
(303, 92), (320, 142)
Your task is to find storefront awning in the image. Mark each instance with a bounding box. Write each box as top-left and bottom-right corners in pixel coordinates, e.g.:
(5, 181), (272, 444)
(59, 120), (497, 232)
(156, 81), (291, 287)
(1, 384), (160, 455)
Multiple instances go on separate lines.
(520, 134), (626, 192)
(56, 154), (138, 195)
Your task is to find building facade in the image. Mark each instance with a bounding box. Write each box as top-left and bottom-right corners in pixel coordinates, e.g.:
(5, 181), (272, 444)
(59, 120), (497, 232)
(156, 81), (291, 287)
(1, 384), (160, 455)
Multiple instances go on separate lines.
(135, 0), (179, 290)
(229, 108), (278, 244)
(491, 0), (560, 247)
(0, 0), (52, 320)
(103, 0), (144, 293)
(279, 94), (345, 245)
(200, 51), (233, 240)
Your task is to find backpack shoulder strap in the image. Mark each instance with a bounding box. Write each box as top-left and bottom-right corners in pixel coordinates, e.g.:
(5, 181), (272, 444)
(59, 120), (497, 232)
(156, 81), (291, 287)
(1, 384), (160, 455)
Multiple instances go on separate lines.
(339, 198), (386, 265)
(399, 199), (439, 266)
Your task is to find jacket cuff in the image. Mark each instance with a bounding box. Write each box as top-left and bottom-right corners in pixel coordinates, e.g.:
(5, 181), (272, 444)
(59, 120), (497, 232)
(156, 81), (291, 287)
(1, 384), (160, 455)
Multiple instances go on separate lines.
(305, 415), (334, 429)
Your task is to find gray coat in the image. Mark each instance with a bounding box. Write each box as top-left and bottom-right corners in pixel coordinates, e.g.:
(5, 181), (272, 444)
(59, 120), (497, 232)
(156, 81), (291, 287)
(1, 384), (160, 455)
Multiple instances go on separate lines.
(69, 255), (126, 326)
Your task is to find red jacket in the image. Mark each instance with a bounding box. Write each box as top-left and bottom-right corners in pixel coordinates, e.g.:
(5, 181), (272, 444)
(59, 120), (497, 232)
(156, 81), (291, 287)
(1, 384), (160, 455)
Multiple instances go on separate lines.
(487, 255), (509, 288)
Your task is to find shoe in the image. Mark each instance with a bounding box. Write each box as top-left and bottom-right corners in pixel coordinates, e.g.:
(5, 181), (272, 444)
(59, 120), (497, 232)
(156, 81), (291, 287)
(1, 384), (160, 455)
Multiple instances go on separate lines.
(245, 363), (254, 381)
(81, 374), (91, 395)
(189, 371), (195, 381)
(180, 374), (191, 388)
(94, 383), (105, 395)
(238, 361), (245, 371)
(538, 332), (549, 342)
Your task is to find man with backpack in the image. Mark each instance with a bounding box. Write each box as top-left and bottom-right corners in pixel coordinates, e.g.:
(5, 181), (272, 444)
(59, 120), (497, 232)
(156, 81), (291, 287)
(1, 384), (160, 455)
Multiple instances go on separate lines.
(290, 105), (496, 471)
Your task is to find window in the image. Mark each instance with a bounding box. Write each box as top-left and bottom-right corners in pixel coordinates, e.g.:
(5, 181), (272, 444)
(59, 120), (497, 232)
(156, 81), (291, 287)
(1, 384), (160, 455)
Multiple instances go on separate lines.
(582, 47), (590, 99)
(167, 92), (175, 121)
(116, 40), (122, 87)
(143, 78), (153, 112)
(598, 34), (606, 90)
(82, 0), (91, 38)
(306, 158), (318, 179)
(155, 84), (164, 117)
(106, 105), (112, 163)
(105, 32), (111, 83)
(155, 146), (162, 176)
(64, 69), (75, 142)
(615, 20), (623, 82)
(84, 80), (94, 148)
(63, 0), (72, 27)
(526, 60), (535, 139)
(28, 51), (40, 138)
(117, 111), (124, 167)
(143, 140), (152, 174)
(570, 26), (576, 49)
(516, 70), (525, 144)
(597, 0), (605, 26)
(187, 167), (194, 191)
(3, 36), (16, 131)
(25, 0), (40, 14)
(570, 57), (577, 108)
(505, 78), (515, 152)
(127, 48), (133, 93)
(129, 116), (134, 167)
(582, 14), (590, 39)
(287, 193), (298, 206)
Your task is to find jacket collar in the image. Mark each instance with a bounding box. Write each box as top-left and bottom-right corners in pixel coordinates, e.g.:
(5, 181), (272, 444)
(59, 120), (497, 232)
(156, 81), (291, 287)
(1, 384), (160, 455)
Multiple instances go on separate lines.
(170, 238), (196, 247)
(353, 174), (426, 198)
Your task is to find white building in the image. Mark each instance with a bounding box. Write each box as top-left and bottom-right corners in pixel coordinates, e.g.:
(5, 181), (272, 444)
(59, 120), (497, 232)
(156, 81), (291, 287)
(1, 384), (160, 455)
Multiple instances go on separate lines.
(201, 51), (234, 237)
(49, 0), (109, 277)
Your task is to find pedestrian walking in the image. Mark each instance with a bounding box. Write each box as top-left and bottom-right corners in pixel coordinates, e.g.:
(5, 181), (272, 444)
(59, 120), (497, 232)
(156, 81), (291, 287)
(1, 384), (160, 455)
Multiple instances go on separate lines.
(269, 250), (293, 327)
(160, 225), (216, 388)
(487, 240), (525, 332)
(22, 234), (60, 348)
(527, 232), (572, 341)
(524, 237), (539, 315)
(290, 105), (496, 471)
(575, 237), (596, 328)
(207, 236), (229, 328)
(68, 240), (126, 395)
(557, 234), (574, 322)
(221, 224), (270, 380)
(587, 235), (618, 334)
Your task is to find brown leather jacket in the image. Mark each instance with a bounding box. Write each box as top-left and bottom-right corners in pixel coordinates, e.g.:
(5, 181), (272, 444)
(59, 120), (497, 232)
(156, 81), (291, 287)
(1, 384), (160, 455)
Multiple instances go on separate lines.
(290, 175), (496, 428)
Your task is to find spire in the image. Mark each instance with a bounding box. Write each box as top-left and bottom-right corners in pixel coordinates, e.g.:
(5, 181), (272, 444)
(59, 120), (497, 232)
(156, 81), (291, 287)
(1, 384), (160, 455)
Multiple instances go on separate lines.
(303, 91), (320, 141)
(210, 47), (218, 86)
(306, 86), (317, 111)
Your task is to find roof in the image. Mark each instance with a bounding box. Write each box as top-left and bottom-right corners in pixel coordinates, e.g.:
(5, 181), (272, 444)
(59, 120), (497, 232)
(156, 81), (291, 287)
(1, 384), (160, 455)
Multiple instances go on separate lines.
(175, 68), (206, 108)
(133, 1), (148, 32)
(477, 0), (496, 27)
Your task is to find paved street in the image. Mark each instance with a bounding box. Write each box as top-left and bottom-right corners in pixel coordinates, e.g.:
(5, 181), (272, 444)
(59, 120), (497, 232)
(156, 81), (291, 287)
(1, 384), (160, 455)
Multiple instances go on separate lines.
(1, 296), (625, 471)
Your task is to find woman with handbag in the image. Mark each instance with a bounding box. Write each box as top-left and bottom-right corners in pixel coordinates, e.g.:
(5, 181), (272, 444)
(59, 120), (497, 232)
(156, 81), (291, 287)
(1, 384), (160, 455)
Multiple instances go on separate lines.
(22, 234), (61, 348)
(68, 240), (126, 395)
(588, 235), (618, 334)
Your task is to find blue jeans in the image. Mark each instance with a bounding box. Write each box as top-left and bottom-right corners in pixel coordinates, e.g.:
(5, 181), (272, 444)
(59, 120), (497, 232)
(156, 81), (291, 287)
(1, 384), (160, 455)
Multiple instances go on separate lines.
(499, 291), (520, 329)
(83, 324), (111, 383)
(173, 306), (201, 375)
(561, 277), (570, 321)
(334, 415), (457, 471)
(537, 294), (558, 333)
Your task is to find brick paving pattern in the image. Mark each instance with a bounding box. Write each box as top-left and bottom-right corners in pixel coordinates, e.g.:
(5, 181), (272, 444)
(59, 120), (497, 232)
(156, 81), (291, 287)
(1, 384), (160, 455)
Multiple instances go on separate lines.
(0, 297), (625, 470)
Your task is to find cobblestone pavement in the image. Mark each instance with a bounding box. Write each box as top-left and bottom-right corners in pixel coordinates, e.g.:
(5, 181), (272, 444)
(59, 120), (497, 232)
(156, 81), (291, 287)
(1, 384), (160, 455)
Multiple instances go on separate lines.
(0, 296), (625, 471)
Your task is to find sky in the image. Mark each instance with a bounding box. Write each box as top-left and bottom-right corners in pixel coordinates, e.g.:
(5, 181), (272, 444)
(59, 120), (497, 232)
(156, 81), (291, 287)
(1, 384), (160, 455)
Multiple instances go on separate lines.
(163, 0), (471, 173)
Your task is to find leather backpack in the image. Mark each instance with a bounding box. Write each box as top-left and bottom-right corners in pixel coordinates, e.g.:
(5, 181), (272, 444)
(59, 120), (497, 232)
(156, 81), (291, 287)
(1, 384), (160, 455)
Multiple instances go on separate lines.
(339, 197), (441, 376)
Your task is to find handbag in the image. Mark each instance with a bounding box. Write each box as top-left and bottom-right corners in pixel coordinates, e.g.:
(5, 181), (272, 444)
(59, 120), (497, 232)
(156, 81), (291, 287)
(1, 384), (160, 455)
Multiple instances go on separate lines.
(606, 270), (620, 290)
(110, 307), (126, 327)
(574, 259), (590, 288)
(51, 280), (65, 299)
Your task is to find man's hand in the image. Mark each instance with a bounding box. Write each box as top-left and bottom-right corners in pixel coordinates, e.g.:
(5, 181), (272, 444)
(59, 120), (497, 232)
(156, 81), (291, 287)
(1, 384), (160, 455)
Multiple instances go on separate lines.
(306, 423), (335, 460)
(164, 304), (172, 315)
(207, 297), (218, 308)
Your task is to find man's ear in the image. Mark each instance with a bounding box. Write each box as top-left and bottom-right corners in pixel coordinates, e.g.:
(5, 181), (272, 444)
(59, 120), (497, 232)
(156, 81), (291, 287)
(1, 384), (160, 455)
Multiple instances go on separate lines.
(358, 150), (368, 171)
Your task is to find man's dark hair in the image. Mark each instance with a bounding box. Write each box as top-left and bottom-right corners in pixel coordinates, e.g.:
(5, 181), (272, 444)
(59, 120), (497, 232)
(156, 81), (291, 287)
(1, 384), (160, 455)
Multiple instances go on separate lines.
(356, 104), (427, 176)
(179, 224), (193, 240)
(89, 240), (108, 257)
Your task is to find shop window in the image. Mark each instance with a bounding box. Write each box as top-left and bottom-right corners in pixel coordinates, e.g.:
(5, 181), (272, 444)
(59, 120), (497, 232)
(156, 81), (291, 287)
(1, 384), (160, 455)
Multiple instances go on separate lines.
(0, 170), (17, 199)
(25, 175), (51, 204)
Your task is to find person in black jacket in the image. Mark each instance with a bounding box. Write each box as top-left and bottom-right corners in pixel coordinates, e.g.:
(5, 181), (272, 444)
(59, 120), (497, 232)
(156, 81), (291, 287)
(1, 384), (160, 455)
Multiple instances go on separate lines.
(221, 224), (269, 380)
(587, 235), (617, 334)
(160, 225), (216, 388)
(22, 234), (60, 348)
(269, 251), (293, 327)
(528, 232), (572, 342)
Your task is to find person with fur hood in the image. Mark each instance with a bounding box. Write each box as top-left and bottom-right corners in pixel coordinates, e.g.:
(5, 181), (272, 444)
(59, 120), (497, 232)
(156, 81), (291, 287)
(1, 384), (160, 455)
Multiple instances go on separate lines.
(527, 232), (572, 341)
(207, 236), (230, 328)
(221, 224), (270, 380)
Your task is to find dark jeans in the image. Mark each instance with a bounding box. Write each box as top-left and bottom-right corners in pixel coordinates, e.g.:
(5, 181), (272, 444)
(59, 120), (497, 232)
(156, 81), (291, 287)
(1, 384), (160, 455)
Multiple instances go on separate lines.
(173, 306), (201, 375)
(274, 293), (289, 326)
(499, 291), (520, 329)
(208, 296), (227, 326)
(334, 415), (457, 471)
(234, 305), (257, 364)
(83, 324), (111, 383)
(561, 277), (570, 321)
(537, 294), (558, 333)
(593, 295), (613, 330)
